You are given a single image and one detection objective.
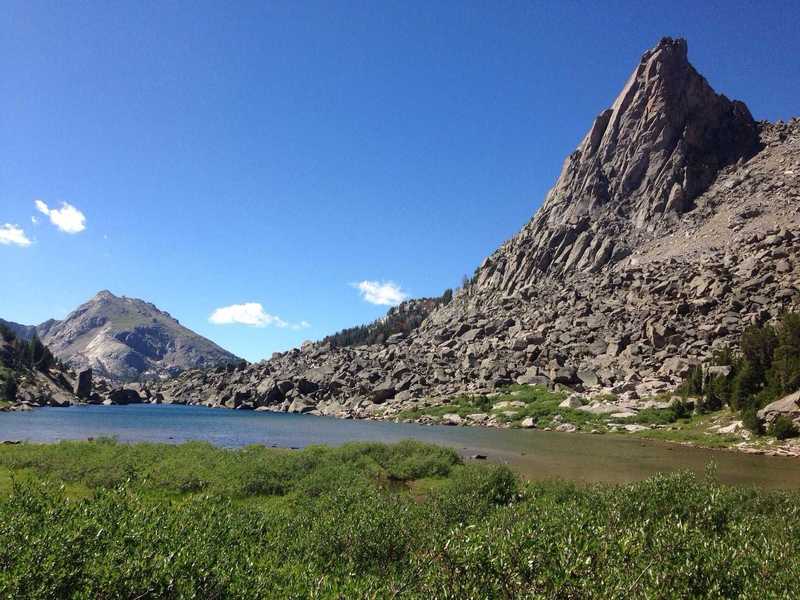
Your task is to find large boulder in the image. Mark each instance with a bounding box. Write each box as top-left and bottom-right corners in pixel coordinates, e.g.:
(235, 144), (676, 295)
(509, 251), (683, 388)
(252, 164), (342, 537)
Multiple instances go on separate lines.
(288, 398), (314, 414)
(255, 381), (284, 406)
(296, 378), (319, 395)
(46, 388), (75, 407)
(441, 413), (463, 426)
(757, 391), (800, 425)
(107, 388), (143, 405)
(73, 368), (93, 399)
(559, 395), (584, 409)
(370, 382), (396, 404)
(577, 370), (599, 387)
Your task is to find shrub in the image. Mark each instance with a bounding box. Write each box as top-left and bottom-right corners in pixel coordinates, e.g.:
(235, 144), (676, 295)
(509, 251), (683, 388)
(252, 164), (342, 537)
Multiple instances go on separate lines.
(679, 365), (705, 397)
(671, 398), (692, 420)
(769, 416), (799, 440)
(741, 406), (763, 435)
(1, 375), (17, 402)
(1, 443), (800, 597)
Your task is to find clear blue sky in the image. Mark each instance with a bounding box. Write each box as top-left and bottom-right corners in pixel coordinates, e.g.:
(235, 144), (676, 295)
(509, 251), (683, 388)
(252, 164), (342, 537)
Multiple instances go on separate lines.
(2, 1), (799, 361)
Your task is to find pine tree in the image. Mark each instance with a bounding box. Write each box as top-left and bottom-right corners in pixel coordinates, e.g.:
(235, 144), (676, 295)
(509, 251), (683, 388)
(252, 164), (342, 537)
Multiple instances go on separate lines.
(2, 376), (17, 402)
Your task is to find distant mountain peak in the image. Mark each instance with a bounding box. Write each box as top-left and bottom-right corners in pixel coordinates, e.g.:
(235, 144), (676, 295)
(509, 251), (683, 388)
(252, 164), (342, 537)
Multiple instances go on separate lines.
(4, 292), (240, 381)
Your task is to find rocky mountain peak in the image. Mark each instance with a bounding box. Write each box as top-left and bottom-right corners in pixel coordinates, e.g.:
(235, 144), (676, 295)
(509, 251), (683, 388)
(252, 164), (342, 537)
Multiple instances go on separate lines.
(152, 39), (799, 424)
(475, 38), (761, 290)
(3, 291), (240, 381)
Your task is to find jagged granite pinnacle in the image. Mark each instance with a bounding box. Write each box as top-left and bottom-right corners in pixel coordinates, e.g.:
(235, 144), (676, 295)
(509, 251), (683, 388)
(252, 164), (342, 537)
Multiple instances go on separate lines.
(477, 37), (761, 289)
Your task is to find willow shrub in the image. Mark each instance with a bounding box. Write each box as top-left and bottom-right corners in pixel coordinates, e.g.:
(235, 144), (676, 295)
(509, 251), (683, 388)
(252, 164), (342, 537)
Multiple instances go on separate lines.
(1, 441), (799, 598)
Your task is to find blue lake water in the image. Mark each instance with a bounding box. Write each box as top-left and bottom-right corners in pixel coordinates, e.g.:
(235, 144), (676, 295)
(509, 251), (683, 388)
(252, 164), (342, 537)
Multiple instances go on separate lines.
(2, 404), (799, 489)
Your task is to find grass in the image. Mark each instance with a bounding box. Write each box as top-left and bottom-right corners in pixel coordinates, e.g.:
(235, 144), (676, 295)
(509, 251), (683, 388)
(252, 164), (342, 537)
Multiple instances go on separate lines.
(633, 409), (763, 448)
(396, 393), (496, 420)
(398, 385), (768, 451)
(0, 440), (799, 598)
(0, 438), (461, 496)
(401, 385), (683, 431)
(400, 385), (580, 426)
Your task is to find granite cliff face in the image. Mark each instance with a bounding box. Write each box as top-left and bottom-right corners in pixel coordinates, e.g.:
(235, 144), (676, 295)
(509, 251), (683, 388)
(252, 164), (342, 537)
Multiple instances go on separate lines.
(478, 37), (760, 287)
(154, 39), (799, 418)
(3, 291), (240, 381)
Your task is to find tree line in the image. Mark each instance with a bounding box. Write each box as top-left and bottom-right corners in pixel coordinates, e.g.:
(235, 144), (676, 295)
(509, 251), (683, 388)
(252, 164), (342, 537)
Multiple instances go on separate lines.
(323, 289), (453, 349)
(0, 323), (59, 402)
(680, 311), (800, 438)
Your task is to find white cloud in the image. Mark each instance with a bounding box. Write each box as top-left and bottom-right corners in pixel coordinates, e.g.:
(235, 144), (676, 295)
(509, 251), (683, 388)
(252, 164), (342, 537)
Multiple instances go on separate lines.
(35, 199), (86, 234)
(0, 224), (32, 247)
(353, 280), (409, 306)
(31, 215), (39, 225)
(209, 302), (307, 329)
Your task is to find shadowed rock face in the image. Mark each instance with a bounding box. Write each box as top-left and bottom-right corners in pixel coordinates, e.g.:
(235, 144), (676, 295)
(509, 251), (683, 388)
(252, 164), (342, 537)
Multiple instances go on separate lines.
(476, 37), (761, 289)
(4, 290), (240, 381)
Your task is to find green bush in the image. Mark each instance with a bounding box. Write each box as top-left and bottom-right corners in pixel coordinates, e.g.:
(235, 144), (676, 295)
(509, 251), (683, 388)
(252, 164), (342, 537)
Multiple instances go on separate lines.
(0, 439), (461, 498)
(671, 398), (692, 419)
(1, 373), (17, 403)
(741, 406), (763, 435)
(431, 464), (519, 524)
(683, 365), (705, 397)
(1, 442), (800, 598)
(769, 416), (799, 440)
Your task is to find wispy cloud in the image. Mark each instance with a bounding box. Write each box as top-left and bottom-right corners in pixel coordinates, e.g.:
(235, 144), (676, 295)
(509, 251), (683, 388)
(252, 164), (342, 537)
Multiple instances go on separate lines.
(0, 224), (32, 247)
(209, 303), (309, 330)
(353, 280), (409, 306)
(35, 199), (86, 234)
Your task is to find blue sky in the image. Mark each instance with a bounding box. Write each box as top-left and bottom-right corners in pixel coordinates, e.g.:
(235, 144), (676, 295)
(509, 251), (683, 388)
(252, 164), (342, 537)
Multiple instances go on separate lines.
(2, 1), (799, 361)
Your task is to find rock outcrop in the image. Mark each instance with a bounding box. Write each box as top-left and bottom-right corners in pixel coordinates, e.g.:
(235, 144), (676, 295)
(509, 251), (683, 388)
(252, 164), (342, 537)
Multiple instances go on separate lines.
(477, 37), (760, 287)
(758, 391), (800, 426)
(0, 327), (155, 412)
(3, 290), (240, 381)
(0, 329), (81, 410)
(146, 39), (798, 418)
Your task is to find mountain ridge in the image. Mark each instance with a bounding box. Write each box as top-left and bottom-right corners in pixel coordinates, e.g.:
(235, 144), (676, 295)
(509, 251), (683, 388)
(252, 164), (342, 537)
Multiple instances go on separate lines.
(153, 38), (799, 418)
(2, 290), (240, 381)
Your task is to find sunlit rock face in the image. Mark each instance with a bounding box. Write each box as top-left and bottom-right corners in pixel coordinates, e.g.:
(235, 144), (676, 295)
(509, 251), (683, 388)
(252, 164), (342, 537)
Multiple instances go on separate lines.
(154, 38), (799, 417)
(475, 37), (760, 290)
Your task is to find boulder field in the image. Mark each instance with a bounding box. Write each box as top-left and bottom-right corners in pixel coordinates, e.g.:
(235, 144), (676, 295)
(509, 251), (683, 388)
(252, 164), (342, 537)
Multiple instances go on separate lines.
(152, 39), (799, 423)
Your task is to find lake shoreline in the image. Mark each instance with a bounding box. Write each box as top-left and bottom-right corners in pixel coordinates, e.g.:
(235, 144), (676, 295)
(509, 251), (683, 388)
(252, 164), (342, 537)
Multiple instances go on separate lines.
(4, 398), (800, 460)
(3, 403), (800, 489)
